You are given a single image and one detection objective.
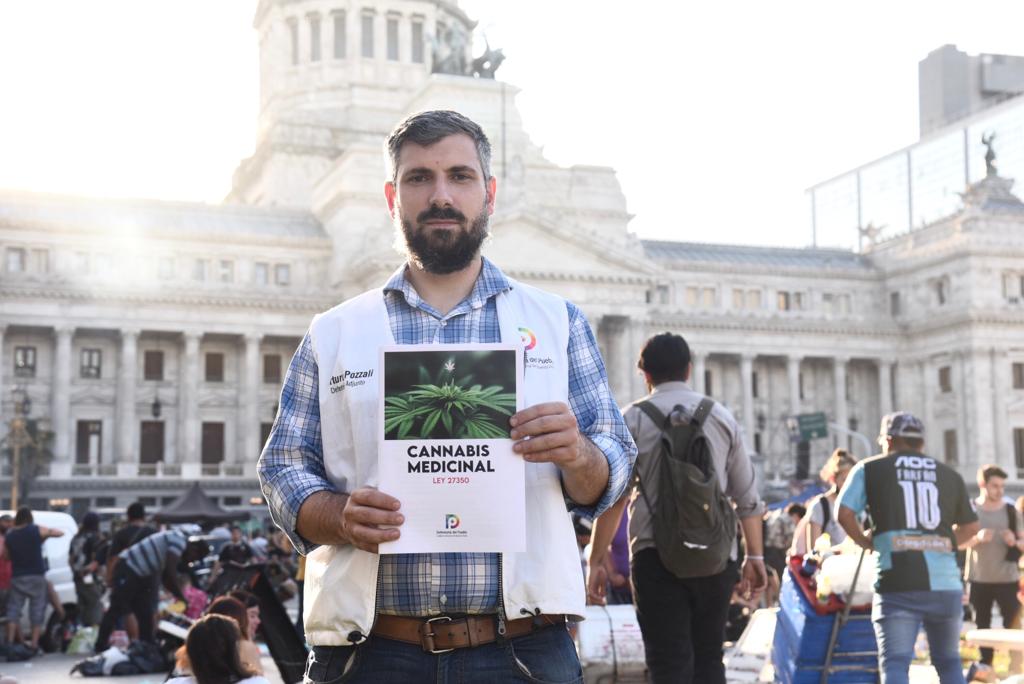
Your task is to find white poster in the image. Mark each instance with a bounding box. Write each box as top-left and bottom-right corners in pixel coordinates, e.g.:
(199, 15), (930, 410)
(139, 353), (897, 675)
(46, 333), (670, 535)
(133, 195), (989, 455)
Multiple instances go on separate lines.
(377, 344), (525, 554)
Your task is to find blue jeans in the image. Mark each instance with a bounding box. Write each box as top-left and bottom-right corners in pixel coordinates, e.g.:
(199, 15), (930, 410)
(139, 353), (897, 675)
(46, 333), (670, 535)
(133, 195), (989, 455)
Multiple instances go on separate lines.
(872, 590), (965, 684)
(303, 623), (583, 683)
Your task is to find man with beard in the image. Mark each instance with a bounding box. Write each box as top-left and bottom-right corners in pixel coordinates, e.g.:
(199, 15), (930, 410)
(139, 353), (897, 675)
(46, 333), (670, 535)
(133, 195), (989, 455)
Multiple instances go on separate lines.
(259, 110), (636, 683)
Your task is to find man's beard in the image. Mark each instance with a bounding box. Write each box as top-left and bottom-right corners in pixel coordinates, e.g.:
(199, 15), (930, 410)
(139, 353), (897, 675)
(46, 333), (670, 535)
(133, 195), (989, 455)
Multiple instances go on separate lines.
(400, 204), (489, 275)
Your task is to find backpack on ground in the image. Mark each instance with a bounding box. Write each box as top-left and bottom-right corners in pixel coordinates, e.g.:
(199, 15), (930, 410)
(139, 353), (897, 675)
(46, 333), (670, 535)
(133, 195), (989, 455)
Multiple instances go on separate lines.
(634, 397), (737, 579)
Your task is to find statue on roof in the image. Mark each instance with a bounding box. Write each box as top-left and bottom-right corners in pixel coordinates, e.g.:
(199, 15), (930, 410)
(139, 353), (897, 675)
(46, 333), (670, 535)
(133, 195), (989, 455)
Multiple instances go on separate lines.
(982, 132), (998, 177)
(471, 41), (505, 79)
(432, 25), (469, 76)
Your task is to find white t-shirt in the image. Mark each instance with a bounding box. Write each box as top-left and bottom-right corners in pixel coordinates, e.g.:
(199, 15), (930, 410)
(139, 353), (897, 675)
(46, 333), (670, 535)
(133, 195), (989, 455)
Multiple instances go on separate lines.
(167, 676), (270, 684)
(807, 494), (847, 546)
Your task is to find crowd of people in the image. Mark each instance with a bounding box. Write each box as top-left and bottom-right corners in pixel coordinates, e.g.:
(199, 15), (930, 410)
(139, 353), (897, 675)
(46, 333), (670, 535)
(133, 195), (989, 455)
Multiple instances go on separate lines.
(0, 499), (303, 680)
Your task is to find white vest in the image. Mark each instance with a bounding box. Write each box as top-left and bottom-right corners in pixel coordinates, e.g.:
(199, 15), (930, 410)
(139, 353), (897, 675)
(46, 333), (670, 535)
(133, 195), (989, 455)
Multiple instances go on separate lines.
(301, 279), (586, 646)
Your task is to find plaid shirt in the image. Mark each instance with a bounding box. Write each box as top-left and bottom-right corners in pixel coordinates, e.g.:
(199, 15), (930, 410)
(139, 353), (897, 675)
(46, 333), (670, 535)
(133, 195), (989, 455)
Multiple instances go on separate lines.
(259, 257), (636, 616)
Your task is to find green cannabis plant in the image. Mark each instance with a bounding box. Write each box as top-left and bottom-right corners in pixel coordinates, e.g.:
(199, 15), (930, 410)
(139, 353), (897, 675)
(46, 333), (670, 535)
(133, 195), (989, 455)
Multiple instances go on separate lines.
(385, 358), (515, 440)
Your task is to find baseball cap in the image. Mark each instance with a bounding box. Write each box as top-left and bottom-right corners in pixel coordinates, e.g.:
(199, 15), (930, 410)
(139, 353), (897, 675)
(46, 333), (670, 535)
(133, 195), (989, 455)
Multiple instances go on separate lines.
(878, 411), (924, 443)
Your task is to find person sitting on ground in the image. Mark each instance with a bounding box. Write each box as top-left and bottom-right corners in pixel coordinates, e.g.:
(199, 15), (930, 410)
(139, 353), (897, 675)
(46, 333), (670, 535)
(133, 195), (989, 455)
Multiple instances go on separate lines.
(167, 614), (269, 684)
(205, 596), (263, 675)
(180, 573), (208, 621)
(211, 526), (254, 580)
(3, 508), (64, 655)
(228, 590), (261, 643)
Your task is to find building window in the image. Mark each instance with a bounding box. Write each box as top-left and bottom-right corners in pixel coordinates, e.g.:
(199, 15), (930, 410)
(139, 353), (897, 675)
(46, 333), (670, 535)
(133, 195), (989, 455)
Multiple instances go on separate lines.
(263, 354), (282, 384)
(361, 12), (374, 58)
(386, 15), (399, 61)
(223, 496), (242, 507)
(934, 277), (948, 305)
(751, 371), (759, 398)
(287, 18), (299, 65)
(1016, 428), (1024, 478)
(684, 287), (699, 307)
(309, 14), (322, 61)
(158, 257), (174, 280)
(333, 11), (346, 58)
(747, 290), (762, 310)
(80, 349), (102, 379)
(76, 421), (102, 465)
(14, 346), (36, 378)
(798, 372), (805, 400)
(753, 433), (763, 454)
(261, 422), (273, 448)
(890, 292), (901, 316)
(205, 352), (224, 382)
(778, 291), (791, 311)
(6, 247), (26, 273)
(144, 350), (164, 381)
(96, 496), (115, 508)
(218, 260), (234, 283)
(192, 259), (208, 282)
(254, 262), (269, 285)
(732, 289), (744, 309)
(411, 18), (424, 63)
(702, 287), (715, 308)
(938, 365), (952, 392)
(943, 429), (958, 465)
(275, 263), (291, 286)
(1014, 362), (1024, 390)
(201, 422), (225, 465)
(704, 370), (713, 396)
(31, 249), (49, 274)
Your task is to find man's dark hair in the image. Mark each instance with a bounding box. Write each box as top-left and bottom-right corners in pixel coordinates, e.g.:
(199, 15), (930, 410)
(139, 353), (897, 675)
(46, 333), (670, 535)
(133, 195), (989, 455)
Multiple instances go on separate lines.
(980, 464), (1009, 483)
(126, 502), (146, 521)
(637, 332), (691, 385)
(13, 507), (32, 526)
(785, 503), (807, 519)
(386, 110), (492, 183)
(230, 525), (242, 533)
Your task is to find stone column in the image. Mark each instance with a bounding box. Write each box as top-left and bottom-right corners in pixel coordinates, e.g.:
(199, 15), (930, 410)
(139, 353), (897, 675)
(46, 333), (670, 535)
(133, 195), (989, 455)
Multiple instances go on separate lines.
(991, 349), (1011, 473)
(180, 332), (202, 464)
(787, 355), (802, 417)
(954, 351), (970, 467)
(920, 358), (935, 450)
(240, 334), (263, 464)
(740, 354), (755, 452)
(51, 327), (74, 462)
(833, 357), (849, 448)
(0, 325), (6, 421)
(877, 358), (894, 417)
(691, 351), (706, 395)
(115, 329), (140, 463)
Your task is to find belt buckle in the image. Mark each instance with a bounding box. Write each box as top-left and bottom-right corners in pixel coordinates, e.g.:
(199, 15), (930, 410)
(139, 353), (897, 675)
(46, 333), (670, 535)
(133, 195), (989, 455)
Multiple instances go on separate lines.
(419, 616), (454, 654)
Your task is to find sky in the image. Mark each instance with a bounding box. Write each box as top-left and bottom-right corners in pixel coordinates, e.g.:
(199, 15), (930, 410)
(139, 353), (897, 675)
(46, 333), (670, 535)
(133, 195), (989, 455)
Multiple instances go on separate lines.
(1, 1), (1023, 249)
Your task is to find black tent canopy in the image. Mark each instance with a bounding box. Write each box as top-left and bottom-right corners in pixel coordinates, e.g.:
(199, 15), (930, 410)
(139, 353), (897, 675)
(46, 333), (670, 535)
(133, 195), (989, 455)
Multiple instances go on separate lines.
(154, 482), (250, 523)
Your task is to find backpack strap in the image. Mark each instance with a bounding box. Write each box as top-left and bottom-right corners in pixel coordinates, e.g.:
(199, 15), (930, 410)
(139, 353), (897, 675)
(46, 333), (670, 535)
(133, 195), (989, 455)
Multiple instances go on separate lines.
(821, 496), (831, 531)
(690, 398), (715, 429)
(633, 400), (669, 430)
(1008, 503), (1018, 534)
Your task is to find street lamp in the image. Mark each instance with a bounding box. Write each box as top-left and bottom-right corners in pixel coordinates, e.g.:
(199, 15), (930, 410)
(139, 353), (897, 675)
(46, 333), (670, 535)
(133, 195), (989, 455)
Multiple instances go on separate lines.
(3, 388), (36, 510)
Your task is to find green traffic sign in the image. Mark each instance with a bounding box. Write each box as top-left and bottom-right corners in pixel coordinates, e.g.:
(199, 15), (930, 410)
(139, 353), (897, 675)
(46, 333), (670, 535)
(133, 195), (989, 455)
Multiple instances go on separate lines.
(795, 412), (829, 441)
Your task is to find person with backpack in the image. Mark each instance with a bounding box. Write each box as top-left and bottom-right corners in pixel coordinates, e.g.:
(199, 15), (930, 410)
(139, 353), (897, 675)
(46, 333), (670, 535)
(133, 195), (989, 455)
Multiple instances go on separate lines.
(961, 464), (1024, 679)
(803, 449), (857, 552)
(587, 332), (766, 684)
(70, 511), (103, 627)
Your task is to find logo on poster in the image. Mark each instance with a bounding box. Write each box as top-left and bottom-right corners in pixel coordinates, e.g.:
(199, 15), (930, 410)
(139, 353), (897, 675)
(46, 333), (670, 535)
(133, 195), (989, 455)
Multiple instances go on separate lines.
(518, 327), (537, 351)
(445, 514), (460, 529)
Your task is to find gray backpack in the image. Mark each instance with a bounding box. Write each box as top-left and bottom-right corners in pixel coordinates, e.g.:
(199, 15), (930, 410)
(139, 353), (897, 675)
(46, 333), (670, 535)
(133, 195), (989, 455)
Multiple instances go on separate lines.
(634, 398), (737, 579)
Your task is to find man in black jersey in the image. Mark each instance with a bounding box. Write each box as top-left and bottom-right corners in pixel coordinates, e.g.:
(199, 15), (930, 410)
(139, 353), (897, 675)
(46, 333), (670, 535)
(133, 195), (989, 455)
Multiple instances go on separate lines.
(837, 412), (978, 684)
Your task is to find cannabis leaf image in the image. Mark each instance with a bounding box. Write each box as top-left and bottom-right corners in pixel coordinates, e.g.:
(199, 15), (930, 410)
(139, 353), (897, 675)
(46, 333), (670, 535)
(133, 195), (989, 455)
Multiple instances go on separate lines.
(384, 356), (516, 440)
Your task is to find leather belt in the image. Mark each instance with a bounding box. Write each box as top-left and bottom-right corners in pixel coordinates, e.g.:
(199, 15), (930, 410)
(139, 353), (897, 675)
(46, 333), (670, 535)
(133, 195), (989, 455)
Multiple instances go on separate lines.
(371, 613), (569, 653)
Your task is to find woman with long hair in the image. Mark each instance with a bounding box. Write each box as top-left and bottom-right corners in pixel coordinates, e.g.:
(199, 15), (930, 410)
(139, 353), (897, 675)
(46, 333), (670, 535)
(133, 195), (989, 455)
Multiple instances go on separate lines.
(805, 449), (858, 550)
(175, 597), (264, 677)
(166, 614), (269, 684)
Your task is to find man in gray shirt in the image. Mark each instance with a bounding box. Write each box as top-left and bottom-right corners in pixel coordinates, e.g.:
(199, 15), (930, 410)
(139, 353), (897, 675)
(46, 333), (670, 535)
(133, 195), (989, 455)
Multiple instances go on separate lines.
(961, 464), (1024, 674)
(588, 332), (766, 684)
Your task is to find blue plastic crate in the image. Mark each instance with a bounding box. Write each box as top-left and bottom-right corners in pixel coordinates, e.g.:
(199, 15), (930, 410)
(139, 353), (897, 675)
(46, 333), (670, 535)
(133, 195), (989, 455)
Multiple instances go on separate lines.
(772, 569), (878, 683)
